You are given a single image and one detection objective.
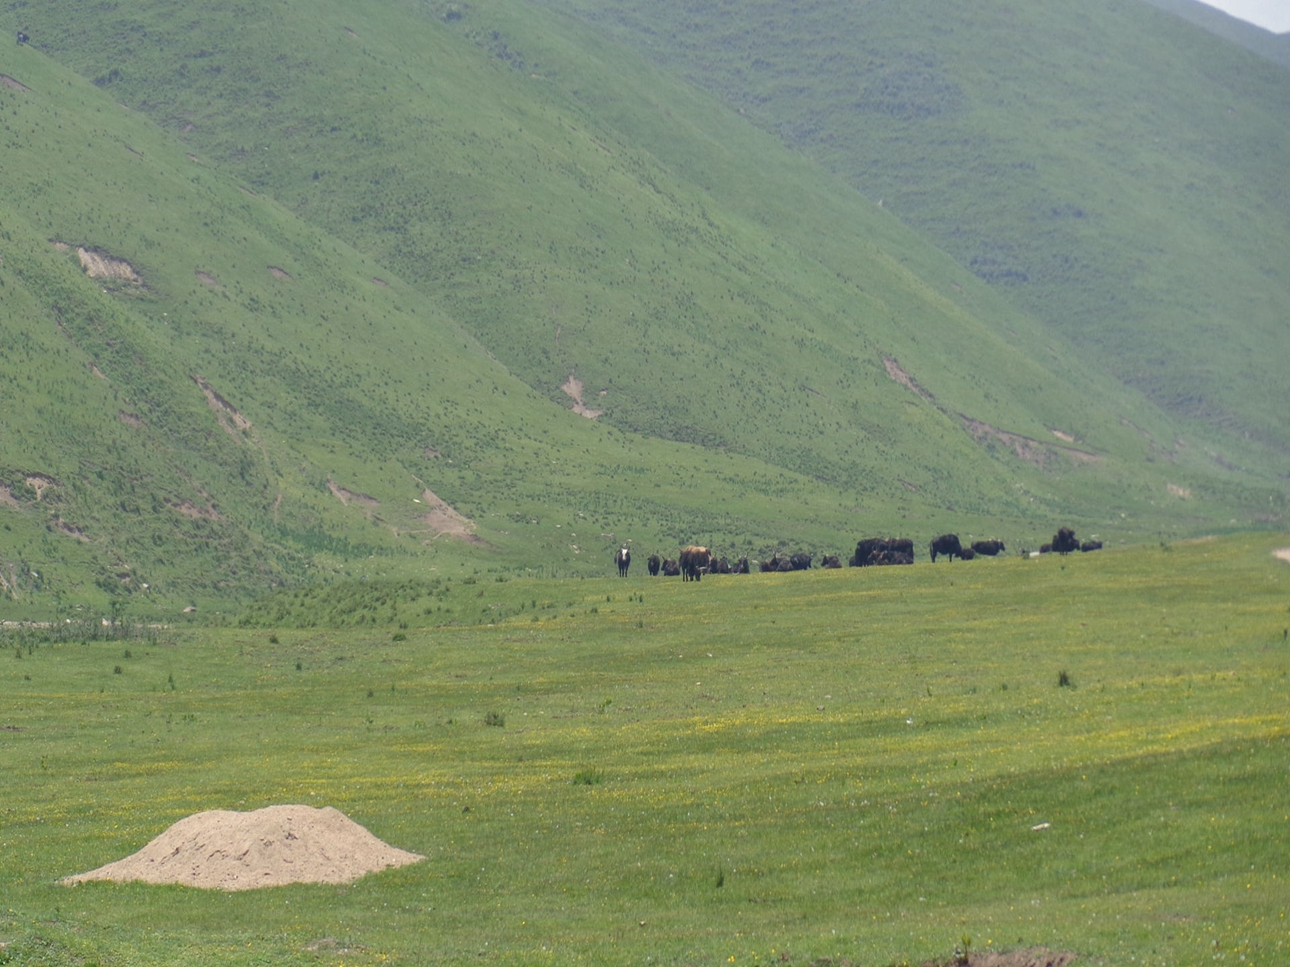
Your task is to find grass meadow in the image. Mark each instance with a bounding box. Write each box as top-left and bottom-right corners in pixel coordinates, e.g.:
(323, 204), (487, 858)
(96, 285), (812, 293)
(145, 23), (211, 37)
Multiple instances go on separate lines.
(2, 533), (1287, 966)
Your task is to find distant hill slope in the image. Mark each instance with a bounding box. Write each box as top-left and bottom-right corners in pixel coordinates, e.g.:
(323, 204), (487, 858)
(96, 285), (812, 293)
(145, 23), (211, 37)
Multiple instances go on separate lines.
(1, 0), (1284, 613)
(1141, 0), (1290, 68)
(0, 45), (870, 611)
(529, 0), (1290, 469)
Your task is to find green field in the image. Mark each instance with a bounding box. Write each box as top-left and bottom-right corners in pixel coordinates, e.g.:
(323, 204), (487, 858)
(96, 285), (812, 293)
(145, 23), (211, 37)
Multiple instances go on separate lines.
(3, 533), (1287, 966)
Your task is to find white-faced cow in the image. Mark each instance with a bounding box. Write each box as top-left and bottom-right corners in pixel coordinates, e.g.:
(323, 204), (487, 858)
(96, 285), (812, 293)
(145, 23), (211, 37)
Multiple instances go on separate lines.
(615, 545), (631, 577)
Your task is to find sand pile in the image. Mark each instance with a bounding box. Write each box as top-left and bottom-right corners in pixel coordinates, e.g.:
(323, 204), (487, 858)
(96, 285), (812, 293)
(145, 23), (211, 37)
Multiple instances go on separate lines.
(62, 804), (423, 891)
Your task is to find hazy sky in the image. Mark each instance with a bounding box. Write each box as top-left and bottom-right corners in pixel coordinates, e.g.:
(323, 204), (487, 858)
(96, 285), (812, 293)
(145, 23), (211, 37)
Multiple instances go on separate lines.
(1198, 0), (1290, 32)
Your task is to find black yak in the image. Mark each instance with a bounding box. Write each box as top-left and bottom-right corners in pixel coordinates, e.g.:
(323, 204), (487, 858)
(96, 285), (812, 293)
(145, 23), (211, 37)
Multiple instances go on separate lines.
(971, 539), (1005, 556)
(958, 546), (976, 560)
(853, 538), (915, 567)
(662, 558), (681, 577)
(852, 538), (885, 566)
(929, 533), (963, 562)
(647, 554), (661, 576)
(821, 555), (842, 569)
(615, 546), (631, 577)
(1081, 540), (1103, 552)
(1052, 527), (1080, 555)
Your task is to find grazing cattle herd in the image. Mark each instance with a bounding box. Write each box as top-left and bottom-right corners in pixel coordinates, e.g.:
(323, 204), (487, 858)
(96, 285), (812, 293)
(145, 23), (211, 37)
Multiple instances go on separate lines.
(615, 527), (1101, 577)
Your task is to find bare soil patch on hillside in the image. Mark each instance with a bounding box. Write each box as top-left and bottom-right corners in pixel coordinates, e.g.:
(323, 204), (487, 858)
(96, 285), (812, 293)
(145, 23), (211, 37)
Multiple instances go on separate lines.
(962, 417), (1100, 468)
(561, 374), (603, 418)
(883, 355), (935, 402)
(267, 265), (292, 280)
(193, 375), (253, 438)
(25, 474), (56, 501)
(168, 499), (220, 521)
(62, 805), (423, 891)
(52, 517), (90, 542)
(418, 488), (483, 544)
(0, 74), (30, 91)
(328, 479), (380, 509)
(71, 246), (142, 285)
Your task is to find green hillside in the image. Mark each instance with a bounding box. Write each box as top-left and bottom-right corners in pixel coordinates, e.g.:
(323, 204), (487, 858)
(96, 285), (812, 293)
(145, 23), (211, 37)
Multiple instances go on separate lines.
(530, 0), (1290, 464)
(0, 0), (1284, 613)
(1142, 0), (1290, 67)
(0, 46), (858, 612)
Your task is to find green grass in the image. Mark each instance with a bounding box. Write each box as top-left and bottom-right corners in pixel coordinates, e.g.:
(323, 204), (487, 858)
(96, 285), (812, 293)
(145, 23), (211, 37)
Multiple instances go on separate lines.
(2, 533), (1287, 965)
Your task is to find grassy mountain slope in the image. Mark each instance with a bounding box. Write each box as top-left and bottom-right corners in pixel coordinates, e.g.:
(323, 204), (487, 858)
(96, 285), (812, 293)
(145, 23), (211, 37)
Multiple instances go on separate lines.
(0, 1), (1283, 612)
(0, 48), (882, 612)
(1142, 0), (1290, 67)
(529, 0), (1290, 467)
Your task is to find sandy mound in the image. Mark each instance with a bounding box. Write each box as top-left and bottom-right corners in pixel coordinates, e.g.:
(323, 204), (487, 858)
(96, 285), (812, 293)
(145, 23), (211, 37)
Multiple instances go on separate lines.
(62, 805), (423, 891)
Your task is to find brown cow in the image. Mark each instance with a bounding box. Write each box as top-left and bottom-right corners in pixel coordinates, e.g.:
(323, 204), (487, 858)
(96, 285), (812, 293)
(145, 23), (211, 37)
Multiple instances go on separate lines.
(679, 545), (712, 582)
